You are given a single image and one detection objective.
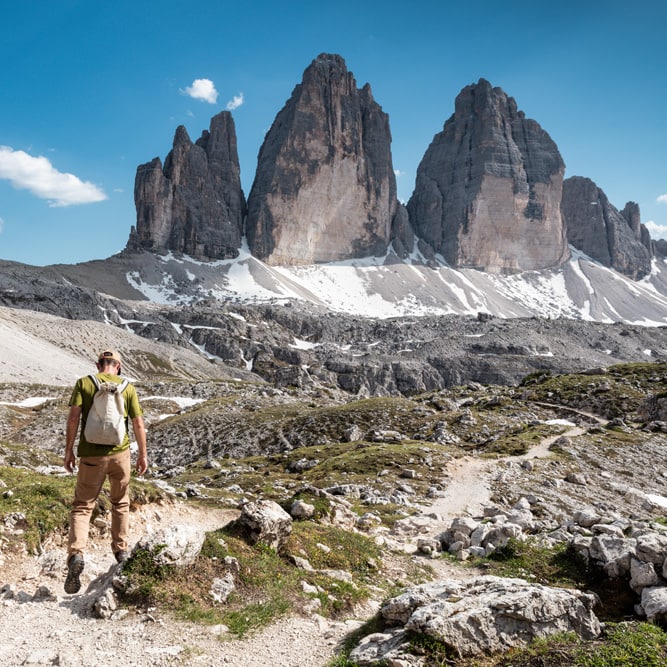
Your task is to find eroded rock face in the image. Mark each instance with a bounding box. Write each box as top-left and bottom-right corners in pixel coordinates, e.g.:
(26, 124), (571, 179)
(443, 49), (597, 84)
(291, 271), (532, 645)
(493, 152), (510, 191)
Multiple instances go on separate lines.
(407, 79), (569, 273)
(132, 111), (246, 260)
(349, 576), (600, 662)
(561, 176), (653, 280)
(246, 53), (397, 265)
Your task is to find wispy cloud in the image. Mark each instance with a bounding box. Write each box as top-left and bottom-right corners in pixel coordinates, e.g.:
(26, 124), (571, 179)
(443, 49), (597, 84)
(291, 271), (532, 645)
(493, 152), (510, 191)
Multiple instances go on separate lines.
(226, 92), (244, 110)
(181, 78), (218, 104)
(0, 216), (4, 233)
(645, 220), (667, 239)
(657, 194), (667, 204)
(394, 169), (405, 177)
(0, 147), (107, 207)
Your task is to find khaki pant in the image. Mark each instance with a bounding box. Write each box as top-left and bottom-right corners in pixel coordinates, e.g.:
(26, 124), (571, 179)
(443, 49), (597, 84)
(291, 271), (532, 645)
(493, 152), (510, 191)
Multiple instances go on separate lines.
(68, 449), (131, 557)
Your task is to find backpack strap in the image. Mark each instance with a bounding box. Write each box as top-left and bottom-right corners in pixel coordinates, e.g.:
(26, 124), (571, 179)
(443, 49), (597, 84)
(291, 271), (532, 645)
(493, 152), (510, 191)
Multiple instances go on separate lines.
(88, 375), (129, 393)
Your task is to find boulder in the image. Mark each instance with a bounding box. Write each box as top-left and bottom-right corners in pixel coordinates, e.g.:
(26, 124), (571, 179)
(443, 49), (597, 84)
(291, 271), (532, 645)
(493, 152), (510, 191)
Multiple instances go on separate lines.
(635, 533), (667, 566)
(350, 576), (600, 662)
(210, 573), (236, 604)
(573, 508), (602, 528)
(630, 558), (660, 593)
(588, 535), (636, 575)
(134, 524), (206, 566)
(290, 499), (316, 519)
(641, 586), (667, 623)
(235, 499), (293, 550)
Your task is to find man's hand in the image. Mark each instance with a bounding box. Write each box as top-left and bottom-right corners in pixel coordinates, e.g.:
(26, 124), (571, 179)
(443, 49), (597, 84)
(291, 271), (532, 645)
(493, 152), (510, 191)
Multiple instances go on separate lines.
(64, 405), (81, 473)
(132, 415), (148, 476)
(64, 450), (77, 473)
(135, 453), (148, 476)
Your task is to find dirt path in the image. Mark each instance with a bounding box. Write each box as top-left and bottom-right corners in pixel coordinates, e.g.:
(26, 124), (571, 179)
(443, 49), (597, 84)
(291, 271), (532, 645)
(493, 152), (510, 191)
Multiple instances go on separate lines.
(427, 421), (593, 531)
(0, 500), (368, 667)
(0, 421), (594, 667)
(430, 456), (494, 522)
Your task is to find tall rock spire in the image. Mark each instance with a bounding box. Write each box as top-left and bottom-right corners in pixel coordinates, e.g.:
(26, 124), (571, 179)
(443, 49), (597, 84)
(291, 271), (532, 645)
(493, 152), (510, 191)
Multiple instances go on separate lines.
(561, 176), (652, 280)
(408, 79), (569, 273)
(246, 53), (398, 265)
(131, 111), (246, 260)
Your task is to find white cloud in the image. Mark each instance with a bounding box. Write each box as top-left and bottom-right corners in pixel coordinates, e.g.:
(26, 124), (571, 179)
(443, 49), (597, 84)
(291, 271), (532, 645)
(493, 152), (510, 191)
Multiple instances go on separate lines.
(657, 194), (667, 204)
(394, 169), (405, 177)
(644, 220), (667, 240)
(0, 146), (107, 207)
(0, 216), (4, 233)
(182, 78), (218, 104)
(226, 92), (244, 110)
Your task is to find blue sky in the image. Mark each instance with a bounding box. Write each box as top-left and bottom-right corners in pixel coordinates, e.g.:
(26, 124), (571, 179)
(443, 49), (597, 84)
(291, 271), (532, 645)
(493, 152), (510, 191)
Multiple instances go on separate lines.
(1, 0), (666, 266)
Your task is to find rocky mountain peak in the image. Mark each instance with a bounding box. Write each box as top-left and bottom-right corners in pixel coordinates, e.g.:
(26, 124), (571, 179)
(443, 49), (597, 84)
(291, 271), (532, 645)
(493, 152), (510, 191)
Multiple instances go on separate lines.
(561, 176), (652, 280)
(245, 53), (398, 265)
(130, 110), (246, 261)
(124, 57), (657, 285)
(407, 78), (569, 273)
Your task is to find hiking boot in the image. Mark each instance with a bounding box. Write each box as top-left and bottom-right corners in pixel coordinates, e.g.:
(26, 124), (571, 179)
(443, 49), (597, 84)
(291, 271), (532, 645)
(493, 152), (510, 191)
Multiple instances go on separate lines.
(64, 554), (84, 594)
(114, 550), (129, 564)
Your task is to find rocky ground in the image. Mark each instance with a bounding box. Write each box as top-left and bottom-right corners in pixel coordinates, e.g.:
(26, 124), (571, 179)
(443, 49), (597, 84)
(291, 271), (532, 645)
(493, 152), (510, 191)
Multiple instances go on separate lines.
(3, 409), (667, 666)
(0, 448), (493, 667)
(2, 305), (667, 665)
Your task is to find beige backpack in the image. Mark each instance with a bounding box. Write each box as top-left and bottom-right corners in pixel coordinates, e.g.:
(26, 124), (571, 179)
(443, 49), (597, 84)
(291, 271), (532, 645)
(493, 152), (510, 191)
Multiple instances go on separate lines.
(83, 375), (129, 445)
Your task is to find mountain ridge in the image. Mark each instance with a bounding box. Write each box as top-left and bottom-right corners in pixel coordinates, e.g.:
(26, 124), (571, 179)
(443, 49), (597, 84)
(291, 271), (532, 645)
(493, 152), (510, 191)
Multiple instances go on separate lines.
(130, 54), (654, 282)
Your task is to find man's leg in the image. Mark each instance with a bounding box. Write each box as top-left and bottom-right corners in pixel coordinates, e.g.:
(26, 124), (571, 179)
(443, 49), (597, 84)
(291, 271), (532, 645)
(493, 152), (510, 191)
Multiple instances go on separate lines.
(68, 456), (106, 557)
(66, 456), (105, 593)
(107, 449), (131, 556)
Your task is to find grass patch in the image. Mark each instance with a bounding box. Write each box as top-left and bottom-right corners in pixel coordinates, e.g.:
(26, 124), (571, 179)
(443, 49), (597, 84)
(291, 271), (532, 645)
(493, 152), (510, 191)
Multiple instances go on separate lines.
(0, 465), (75, 552)
(0, 464), (165, 553)
(171, 439), (455, 524)
(481, 423), (562, 457)
(331, 622), (667, 666)
(118, 520), (387, 638)
(0, 440), (63, 468)
(489, 622), (667, 667)
(477, 537), (593, 588)
(518, 362), (667, 419)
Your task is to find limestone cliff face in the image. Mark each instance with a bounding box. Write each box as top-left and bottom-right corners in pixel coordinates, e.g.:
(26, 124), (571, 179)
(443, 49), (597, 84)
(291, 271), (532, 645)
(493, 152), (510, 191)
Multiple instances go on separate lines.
(246, 53), (397, 265)
(132, 111), (246, 260)
(407, 79), (569, 273)
(561, 176), (653, 280)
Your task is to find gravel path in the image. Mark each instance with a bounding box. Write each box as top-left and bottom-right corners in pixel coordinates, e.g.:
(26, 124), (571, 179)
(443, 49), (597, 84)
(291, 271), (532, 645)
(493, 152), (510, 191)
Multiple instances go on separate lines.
(0, 502), (370, 667)
(0, 427), (580, 666)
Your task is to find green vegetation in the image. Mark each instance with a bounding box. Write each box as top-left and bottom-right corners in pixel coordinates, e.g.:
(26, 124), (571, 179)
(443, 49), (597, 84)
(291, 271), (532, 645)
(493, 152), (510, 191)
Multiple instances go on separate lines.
(118, 520), (394, 638)
(487, 623), (667, 667)
(0, 464), (165, 553)
(168, 438), (456, 519)
(0, 440), (63, 468)
(329, 623), (667, 667)
(478, 538), (593, 588)
(519, 362), (667, 419)
(0, 464), (74, 552)
(119, 543), (175, 603)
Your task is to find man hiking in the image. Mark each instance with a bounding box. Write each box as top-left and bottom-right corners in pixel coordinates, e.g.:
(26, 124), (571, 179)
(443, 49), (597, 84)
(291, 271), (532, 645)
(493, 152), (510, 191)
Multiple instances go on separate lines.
(63, 349), (148, 594)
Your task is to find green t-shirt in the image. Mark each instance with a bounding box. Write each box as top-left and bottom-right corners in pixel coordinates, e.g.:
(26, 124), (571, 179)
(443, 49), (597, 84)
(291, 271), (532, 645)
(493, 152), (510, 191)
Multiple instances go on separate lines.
(69, 373), (143, 457)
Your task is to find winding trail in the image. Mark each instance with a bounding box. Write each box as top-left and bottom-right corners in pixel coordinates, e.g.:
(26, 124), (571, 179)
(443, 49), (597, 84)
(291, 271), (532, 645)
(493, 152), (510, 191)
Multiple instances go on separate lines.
(427, 409), (605, 527)
(0, 413), (608, 667)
